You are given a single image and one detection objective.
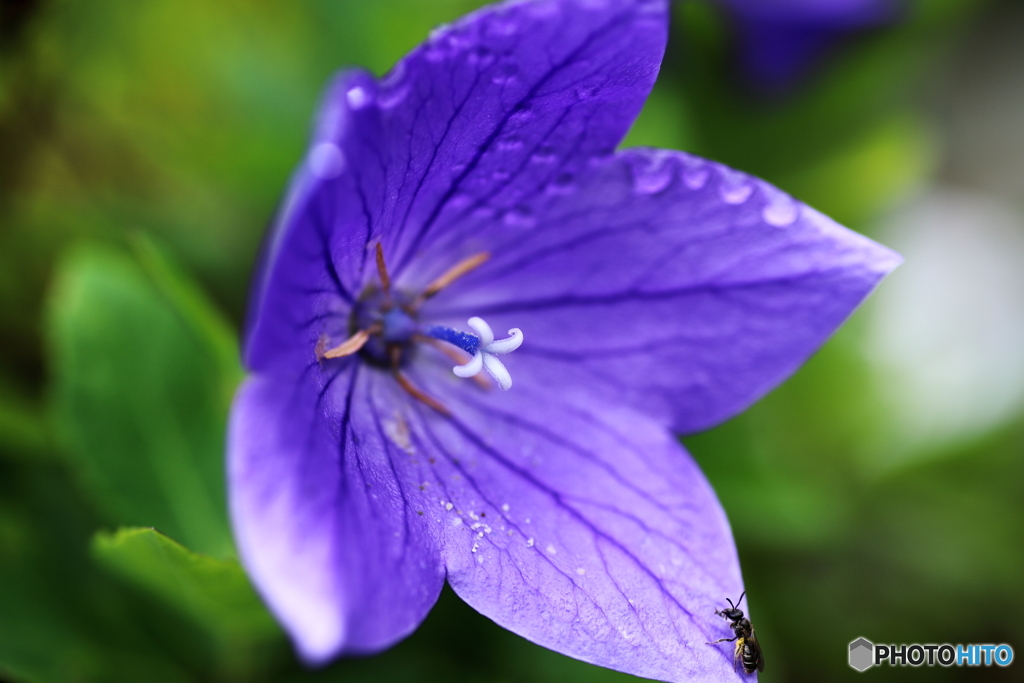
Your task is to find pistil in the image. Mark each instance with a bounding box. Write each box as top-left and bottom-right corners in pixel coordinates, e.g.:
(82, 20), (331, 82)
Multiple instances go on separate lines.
(318, 243), (522, 412)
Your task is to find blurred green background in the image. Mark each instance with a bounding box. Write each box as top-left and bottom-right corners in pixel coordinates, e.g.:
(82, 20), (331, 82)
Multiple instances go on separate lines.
(2, 0), (1022, 681)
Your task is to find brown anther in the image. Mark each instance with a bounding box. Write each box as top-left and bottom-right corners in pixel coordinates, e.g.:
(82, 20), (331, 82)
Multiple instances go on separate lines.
(390, 343), (450, 415)
(394, 372), (450, 416)
(322, 328), (372, 359)
(418, 252), (490, 304)
(375, 242), (392, 303)
(417, 336), (491, 390)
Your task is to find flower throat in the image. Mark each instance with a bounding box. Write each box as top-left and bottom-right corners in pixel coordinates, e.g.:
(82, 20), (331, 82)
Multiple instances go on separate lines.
(317, 244), (522, 414)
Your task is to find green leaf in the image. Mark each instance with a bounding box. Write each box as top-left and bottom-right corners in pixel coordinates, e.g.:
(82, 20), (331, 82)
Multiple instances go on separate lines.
(0, 464), (197, 683)
(0, 380), (49, 460)
(47, 244), (238, 557)
(92, 528), (280, 660)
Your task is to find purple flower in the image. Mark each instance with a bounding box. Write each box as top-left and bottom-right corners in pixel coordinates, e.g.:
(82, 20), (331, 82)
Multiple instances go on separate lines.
(228, 0), (898, 681)
(720, 0), (900, 89)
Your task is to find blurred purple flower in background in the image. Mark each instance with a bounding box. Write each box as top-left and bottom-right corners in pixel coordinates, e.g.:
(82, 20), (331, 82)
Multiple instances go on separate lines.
(228, 0), (898, 680)
(721, 0), (900, 89)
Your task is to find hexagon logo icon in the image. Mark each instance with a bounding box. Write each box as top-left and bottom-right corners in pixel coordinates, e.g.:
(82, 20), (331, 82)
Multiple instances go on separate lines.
(849, 637), (874, 671)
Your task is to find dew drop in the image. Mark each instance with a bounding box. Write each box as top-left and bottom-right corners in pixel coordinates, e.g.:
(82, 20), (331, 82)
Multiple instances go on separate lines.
(497, 136), (523, 152)
(309, 142), (345, 179)
(468, 45), (494, 67)
(424, 27), (453, 62)
(502, 205), (536, 227)
(762, 189), (800, 227)
(509, 104), (534, 124)
(531, 146), (558, 164)
(574, 83), (599, 101)
(492, 62), (519, 85)
(447, 192), (473, 210)
(678, 155), (709, 190)
(546, 172), (576, 196)
(488, 14), (519, 36)
(346, 86), (371, 110)
(684, 167), (709, 190)
(631, 153), (674, 195)
(378, 85), (409, 110)
(719, 170), (754, 204)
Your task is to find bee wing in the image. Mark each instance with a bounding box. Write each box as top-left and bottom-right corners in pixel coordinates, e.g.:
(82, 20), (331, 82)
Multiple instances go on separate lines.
(747, 629), (765, 672)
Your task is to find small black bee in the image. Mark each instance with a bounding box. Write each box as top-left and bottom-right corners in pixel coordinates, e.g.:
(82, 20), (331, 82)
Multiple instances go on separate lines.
(706, 591), (764, 675)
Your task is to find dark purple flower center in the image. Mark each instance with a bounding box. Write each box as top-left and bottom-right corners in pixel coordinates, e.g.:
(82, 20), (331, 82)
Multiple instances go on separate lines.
(349, 288), (421, 368)
(323, 245), (523, 407)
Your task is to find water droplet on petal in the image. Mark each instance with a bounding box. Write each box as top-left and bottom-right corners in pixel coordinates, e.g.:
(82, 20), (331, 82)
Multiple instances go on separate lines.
(492, 63), (519, 85)
(678, 154), (709, 189)
(502, 205), (536, 227)
(468, 45), (494, 66)
(531, 146), (558, 164)
(631, 153), (675, 195)
(448, 192), (473, 210)
(718, 169), (754, 204)
(761, 187), (800, 226)
(509, 104), (533, 124)
(574, 83), (599, 101)
(309, 142), (345, 179)
(346, 86), (371, 110)
(488, 13), (519, 36)
(378, 84), (409, 110)
(497, 136), (523, 152)
(424, 27), (453, 62)
(546, 172), (576, 195)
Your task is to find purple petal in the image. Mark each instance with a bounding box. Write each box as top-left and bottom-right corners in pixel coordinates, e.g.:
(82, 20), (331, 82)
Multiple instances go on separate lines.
(426, 148), (901, 433)
(242, 70), (376, 375)
(293, 0), (667, 284)
(228, 369), (445, 662)
(246, 0), (668, 372)
(401, 365), (744, 682)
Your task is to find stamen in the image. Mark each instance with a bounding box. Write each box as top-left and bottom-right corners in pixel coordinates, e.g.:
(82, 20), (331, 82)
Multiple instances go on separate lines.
(322, 327), (375, 359)
(419, 252), (490, 302)
(391, 343), (449, 415)
(394, 371), (451, 416)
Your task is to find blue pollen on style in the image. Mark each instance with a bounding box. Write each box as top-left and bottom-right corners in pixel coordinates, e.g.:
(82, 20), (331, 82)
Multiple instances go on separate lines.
(421, 325), (481, 356)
